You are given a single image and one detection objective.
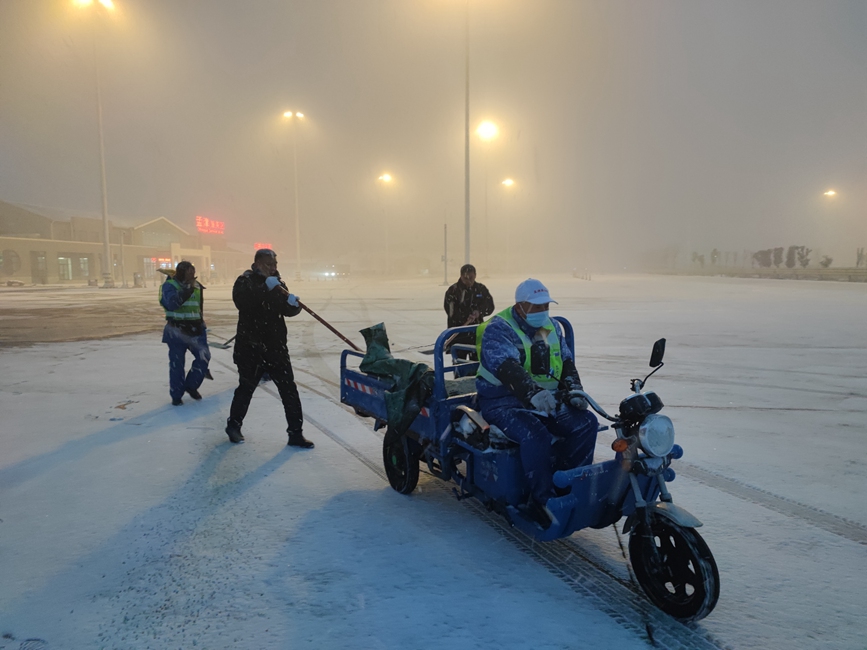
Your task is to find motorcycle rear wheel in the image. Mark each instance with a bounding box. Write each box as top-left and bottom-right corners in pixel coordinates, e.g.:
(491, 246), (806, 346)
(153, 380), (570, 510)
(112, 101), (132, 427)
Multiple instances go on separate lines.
(629, 510), (720, 622)
(383, 427), (420, 494)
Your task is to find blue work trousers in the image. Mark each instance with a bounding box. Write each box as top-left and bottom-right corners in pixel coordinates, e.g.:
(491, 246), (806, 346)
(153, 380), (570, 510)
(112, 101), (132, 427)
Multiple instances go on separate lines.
(164, 325), (211, 401)
(481, 402), (598, 504)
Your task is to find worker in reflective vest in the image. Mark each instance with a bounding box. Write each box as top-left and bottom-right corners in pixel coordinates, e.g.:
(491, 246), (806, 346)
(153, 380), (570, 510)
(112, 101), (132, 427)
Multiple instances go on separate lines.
(475, 278), (597, 529)
(159, 260), (211, 406)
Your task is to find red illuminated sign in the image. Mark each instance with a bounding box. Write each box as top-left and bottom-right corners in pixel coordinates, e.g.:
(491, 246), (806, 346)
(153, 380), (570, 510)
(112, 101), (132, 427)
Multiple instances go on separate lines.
(196, 215), (225, 235)
(254, 242), (273, 250)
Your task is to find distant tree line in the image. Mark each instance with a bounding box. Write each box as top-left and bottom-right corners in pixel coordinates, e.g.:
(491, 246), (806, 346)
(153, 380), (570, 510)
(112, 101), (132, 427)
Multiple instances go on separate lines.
(689, 247), (867, 270)
(748, 246), (821, 269)
(691, 249), (742, 268)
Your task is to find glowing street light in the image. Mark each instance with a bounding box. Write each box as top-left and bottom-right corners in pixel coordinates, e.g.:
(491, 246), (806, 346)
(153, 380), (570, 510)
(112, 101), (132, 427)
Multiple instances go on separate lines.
(502, 178), (514, 187)
(824, 190), (836, 197)
(74, 0), (117, 287)
(476, 120), (499, 270)
(476, 120), (498, 141)
(377, 173), (395, 274)
(282, 110), (306, 281)
(74, 0), (115, 8)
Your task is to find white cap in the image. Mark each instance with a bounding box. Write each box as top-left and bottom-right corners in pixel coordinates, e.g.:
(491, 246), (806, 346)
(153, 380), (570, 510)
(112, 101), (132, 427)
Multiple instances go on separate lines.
(515, 278), (557, 305)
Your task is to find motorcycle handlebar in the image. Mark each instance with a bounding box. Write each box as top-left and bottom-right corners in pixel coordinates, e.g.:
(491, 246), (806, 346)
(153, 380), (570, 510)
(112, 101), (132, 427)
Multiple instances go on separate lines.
(563, 389), (617, 422)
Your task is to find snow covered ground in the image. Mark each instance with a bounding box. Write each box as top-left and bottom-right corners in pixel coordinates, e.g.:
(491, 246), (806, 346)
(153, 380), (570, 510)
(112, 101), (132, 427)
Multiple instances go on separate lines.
(1, 274), (865, 649)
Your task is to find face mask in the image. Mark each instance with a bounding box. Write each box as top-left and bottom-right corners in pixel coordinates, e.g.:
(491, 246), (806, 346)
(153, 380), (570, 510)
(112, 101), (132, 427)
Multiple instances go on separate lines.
(520, 305), (550, 328)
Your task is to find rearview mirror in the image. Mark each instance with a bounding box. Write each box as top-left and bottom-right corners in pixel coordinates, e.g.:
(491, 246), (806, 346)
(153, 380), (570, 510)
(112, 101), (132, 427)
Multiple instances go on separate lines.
(649, 338), (666, 367)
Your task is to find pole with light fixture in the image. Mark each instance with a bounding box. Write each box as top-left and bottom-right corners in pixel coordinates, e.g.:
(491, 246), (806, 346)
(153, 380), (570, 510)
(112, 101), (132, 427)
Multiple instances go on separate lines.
(282, 111), (305, 281)
(74, 0), (116, 287)
(378, 173), (393, 275)
(501, 178), (515, 264)
(476, 120), (498, 272)
(463, 0), (470, 266)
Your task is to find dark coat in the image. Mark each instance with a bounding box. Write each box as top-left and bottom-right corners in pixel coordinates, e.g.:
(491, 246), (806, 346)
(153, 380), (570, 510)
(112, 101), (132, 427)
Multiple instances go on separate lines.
(443, 280), (495, 328)
(232, 269), (302, 365)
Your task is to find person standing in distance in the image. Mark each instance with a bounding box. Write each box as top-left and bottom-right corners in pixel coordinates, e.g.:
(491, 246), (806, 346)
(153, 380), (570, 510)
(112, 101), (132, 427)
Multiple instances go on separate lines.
(443, 263), (495, 358)
(159, 260), (211, 406)
(225, 249), (314, 448)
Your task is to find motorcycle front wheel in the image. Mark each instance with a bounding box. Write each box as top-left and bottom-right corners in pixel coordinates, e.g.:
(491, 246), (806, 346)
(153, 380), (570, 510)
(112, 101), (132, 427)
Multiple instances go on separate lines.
(382, 427), (420, 495)
(629, 510), (720, 622)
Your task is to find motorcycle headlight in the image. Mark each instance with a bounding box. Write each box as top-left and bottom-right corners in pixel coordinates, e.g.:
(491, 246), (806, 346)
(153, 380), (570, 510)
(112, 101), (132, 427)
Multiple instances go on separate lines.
(638, 414), (675, 458)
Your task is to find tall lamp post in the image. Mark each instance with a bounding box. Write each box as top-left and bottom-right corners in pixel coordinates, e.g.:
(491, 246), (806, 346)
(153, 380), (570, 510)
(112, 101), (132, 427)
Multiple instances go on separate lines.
(476, 120), (498, 271)
(378, 173), (393, 275)
(464, 0), (470, 265)
(501, 178), (515, 264)
(283, 110), (305, 281)
(75, 0), (116, 288)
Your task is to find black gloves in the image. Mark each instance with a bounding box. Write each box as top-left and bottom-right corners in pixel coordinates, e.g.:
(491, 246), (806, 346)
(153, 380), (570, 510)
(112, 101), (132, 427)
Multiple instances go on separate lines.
(559, 357), (583, 392)
(497, 358), (542, 408)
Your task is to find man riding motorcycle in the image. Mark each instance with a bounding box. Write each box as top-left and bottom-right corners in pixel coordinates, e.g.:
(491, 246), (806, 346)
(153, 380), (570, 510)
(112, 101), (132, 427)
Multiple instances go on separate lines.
(475, 278), (598, 528)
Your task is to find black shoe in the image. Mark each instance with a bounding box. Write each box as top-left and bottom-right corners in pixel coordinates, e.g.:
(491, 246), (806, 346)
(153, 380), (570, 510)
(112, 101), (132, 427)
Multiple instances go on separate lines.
(186, 388), (202, 400)
(287, 432), (314, 449)
(172, 398), (184, 406)
(225, 424), (245, 444)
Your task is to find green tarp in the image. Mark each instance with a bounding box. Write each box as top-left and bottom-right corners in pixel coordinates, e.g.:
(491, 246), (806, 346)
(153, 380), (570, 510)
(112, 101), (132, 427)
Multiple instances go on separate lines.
(359, 323), (435, 435)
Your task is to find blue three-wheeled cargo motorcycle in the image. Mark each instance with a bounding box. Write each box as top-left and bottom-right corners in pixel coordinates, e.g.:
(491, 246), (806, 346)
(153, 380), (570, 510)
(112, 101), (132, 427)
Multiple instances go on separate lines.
(340, 319), (719, 622)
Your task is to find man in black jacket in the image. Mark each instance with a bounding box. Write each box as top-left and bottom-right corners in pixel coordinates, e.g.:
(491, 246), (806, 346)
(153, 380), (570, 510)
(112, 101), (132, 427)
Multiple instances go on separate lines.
(225, 249), (314, 448)
(442, 264), (495, 357)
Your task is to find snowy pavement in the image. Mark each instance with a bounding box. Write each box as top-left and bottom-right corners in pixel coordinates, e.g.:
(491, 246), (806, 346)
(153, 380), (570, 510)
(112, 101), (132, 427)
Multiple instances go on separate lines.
(1, 274), (865, 649)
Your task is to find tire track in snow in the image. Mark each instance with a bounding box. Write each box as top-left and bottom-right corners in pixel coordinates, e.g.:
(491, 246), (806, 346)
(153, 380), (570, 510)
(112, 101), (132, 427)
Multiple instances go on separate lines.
(674, 463), (867, 545)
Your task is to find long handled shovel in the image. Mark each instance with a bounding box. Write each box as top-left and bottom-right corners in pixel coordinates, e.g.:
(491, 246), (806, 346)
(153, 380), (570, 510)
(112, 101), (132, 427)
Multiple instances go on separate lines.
(210, 334), (236, 350)
(298, 300), (362, 352)
(210, 303), (363, 352)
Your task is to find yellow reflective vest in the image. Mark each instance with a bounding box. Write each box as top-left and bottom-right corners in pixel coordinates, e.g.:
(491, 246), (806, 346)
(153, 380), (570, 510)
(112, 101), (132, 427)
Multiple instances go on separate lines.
(159, 278), (202, 321)
(475, 306), (562, 390)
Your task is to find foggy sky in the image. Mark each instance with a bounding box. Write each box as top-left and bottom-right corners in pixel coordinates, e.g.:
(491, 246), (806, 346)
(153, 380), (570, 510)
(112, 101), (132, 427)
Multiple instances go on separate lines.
(1, 0), (864, 272)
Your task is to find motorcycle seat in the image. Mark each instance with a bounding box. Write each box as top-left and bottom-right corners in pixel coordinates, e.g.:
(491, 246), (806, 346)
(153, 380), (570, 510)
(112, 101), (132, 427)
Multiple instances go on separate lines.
(451, 406), (518, 451)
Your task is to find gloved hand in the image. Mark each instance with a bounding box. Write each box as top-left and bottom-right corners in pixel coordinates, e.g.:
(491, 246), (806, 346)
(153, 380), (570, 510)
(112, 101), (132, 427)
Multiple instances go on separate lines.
(286, 293), (299, 307)
(529, 389), (558, 416)
(567, 389), (588, 410)
(265, 276), (281, 291)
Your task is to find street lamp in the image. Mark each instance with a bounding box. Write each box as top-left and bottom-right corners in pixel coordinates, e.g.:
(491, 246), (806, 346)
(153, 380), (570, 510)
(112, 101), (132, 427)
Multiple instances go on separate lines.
(463, 1), (470, 266)
(377, 173), (394, 275)
(75, 0), (116, 287)
(74, 0), (115, 9)
(476, 121), (498, 272)
(824, 190), (836, 197)
(283, 110), (305, 281)
(476, 121), (498, 141)
(501, 178), (515, 263)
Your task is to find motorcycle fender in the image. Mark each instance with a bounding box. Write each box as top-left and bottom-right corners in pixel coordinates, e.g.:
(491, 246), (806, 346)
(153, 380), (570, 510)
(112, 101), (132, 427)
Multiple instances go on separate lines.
(652, 501), (703, 528)
(623, 502), (703, 533)
(622, 511), (640, 535)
